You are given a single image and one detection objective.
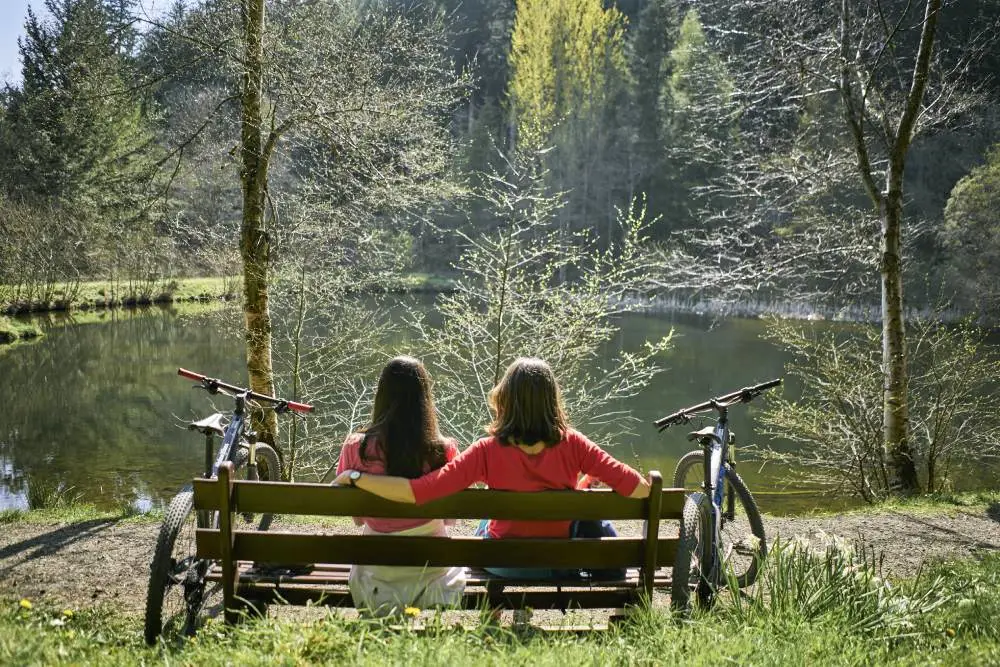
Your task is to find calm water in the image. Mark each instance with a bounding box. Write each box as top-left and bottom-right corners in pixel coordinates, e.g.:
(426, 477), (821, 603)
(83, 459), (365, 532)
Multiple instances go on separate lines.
(0, 301), (991, 515)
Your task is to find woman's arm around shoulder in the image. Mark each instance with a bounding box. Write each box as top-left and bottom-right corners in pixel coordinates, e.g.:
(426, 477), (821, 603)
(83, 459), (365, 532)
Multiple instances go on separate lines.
(333, 438), (490, 505)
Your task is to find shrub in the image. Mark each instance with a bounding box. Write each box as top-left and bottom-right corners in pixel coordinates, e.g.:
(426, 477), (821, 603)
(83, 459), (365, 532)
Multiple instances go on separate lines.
(754, 317), (1000, 500)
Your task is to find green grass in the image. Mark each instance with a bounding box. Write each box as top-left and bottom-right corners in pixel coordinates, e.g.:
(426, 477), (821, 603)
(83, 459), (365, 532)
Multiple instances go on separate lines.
(2, 273), (455, 315)
(0, 503), (163, 526)
(2, 545), (999, 665)
(1, 276), (238, 314)
(783, 489), (1000, 518)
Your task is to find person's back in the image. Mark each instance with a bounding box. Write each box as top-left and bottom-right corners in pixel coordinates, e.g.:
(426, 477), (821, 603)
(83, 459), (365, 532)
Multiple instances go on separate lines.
(410, 428), (641, 539)
(334, 356), (465, 614)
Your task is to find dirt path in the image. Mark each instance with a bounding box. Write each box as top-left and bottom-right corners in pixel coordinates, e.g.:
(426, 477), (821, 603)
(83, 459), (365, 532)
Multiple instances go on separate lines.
(2, 507), (998, 615)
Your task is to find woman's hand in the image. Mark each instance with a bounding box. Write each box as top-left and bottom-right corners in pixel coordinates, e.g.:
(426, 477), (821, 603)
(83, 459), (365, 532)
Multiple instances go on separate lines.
(331, 470), (358, 487)
(628, 473), (653, 499)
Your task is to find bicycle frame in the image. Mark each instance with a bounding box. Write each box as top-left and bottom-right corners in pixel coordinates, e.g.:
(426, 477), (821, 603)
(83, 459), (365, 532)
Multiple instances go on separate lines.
(702, 402), (734, 579)
(206, 393), (252, 480)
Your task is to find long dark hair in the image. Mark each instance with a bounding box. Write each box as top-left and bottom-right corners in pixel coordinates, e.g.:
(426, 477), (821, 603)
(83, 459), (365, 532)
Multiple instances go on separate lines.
(487, 357), (569, 447)
(359, 355), (448, 478)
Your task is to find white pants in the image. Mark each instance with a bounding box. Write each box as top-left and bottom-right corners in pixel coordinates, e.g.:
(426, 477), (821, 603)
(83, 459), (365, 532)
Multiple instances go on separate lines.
(348, 520), (466, 616)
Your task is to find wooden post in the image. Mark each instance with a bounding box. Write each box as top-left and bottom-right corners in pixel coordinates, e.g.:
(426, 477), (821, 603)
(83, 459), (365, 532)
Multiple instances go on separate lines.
(217, 462), (239, 624)
(641, 471), (663, 601)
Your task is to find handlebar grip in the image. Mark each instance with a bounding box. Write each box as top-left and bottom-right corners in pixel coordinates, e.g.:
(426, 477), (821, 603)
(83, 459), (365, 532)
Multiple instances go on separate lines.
(755, 378), (783, 391)
(286, 400), (314, 414)
(178, 368), (205, 381)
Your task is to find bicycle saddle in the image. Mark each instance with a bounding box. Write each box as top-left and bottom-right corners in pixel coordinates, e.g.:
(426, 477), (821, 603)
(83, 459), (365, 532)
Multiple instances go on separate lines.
(687, 426), (722, 444)
(188, 412), (225, 436)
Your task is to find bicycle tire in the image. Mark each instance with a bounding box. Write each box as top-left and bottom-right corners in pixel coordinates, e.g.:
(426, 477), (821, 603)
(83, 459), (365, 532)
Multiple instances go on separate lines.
(232, 442), (281, 531)
(671, 491), (712, 613)
(144, 487), (210, 645)
(672, 450), (767, 588)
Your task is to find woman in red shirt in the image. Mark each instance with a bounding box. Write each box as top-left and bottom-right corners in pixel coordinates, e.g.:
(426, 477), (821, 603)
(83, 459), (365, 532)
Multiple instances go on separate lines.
(333, 357), (652, 578)
(335, 356), (465, 614)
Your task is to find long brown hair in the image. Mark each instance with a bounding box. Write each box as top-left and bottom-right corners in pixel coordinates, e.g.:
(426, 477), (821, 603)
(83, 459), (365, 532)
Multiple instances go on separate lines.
(487, 357), (569, 447)
(360, 355), (448, 478)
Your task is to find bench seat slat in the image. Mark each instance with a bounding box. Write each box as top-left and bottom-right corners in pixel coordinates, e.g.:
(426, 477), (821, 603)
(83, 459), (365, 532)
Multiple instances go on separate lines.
(192, 481), (686, 520)
(235, 584), (643, 610)
(196, 530), (679, 569)
(211, 564), (675, 588)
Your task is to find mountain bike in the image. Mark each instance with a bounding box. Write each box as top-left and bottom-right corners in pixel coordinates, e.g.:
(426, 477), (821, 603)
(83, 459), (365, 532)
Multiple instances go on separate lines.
(655, 378), (781, 603)
(143, 368), (313, 645)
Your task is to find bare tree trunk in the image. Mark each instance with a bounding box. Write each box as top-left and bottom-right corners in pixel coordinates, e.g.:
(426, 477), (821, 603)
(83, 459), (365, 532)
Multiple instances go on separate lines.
(239, 0), (277, 444)
(839, 0), (940, 495)
(878, 0), (941, 495)
(880, 172), (918, 492)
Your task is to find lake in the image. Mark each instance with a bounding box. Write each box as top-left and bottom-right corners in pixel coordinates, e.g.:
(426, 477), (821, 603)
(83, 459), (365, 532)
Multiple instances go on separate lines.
(0, 299), (993, 515)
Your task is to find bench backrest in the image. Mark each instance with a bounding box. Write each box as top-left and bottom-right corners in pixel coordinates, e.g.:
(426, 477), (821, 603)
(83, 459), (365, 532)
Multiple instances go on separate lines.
(194, 462), (687, 604)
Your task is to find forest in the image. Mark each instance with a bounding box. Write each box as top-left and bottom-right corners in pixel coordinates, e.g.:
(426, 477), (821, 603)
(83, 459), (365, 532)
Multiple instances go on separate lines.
(1, 0), (998, 316)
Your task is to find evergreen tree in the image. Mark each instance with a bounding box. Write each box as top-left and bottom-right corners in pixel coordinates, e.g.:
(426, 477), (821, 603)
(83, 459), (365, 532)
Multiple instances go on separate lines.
(627, 0), (681, 226)
(663, 9), (736, 229)
(942, 144), (1000, 316)
(0, 0), (155, 227)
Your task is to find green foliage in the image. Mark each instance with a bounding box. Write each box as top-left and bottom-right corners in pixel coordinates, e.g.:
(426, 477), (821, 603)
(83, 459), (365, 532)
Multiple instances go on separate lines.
(942, 143), (1000, 315)
(0, 317), (42, 344)
(662, 8), (737, 227)
(3, 552), (1000, 664)
(755, 318), (1000, 501)
(0, 0), (157, 220)
(508, 0), (627, 151)
(725, 539), (950, 637)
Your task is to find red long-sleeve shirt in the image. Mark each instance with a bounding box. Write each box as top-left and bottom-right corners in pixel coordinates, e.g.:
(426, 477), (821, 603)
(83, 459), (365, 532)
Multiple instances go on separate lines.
(410, 429), (643, 539)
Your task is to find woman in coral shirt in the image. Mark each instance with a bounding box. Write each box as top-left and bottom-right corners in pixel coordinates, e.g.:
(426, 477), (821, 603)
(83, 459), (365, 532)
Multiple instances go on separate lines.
(335, 356), (465, 614)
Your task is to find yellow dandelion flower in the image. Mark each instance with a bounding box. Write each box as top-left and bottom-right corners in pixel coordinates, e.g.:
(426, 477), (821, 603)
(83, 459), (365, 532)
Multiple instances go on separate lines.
(403, 606), (420, 618)
(62, 609), (74, 618)
(19, 599), (32, 610)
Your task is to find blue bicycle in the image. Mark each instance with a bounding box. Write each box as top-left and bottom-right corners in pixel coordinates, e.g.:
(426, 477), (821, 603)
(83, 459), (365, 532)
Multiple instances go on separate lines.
(655, 379), (781, 602)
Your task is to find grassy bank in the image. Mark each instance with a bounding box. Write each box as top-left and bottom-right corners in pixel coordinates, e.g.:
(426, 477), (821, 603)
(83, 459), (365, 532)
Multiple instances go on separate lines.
(2, 547), (998, 666)
(773, 489), (1000, 519)
(1, 273), (455, 316)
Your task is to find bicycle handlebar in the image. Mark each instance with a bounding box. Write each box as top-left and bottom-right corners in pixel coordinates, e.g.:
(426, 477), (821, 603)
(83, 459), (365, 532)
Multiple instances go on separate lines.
(178, 368), (314, 414)
(654, 378), (781, 431)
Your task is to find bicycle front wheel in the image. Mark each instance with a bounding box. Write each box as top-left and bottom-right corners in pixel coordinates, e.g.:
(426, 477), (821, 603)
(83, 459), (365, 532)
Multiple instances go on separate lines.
(232, 442), (281, 531)
(672, 451), (766, 588)
(144, 487), (217, 645)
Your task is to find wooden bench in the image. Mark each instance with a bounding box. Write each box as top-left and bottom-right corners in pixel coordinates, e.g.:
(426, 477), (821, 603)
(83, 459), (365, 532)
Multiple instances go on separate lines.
(192, 462), (706, 625)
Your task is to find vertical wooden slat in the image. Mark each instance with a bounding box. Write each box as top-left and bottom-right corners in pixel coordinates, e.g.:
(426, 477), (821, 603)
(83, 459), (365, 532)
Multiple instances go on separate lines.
(641, 471), (663, 600)
(217, 462), (239, 624)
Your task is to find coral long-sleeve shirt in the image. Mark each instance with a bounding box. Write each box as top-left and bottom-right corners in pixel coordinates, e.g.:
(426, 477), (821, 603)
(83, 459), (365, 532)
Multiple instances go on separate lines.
(410, 429), (643, 539)
(337, 434), (459, 534)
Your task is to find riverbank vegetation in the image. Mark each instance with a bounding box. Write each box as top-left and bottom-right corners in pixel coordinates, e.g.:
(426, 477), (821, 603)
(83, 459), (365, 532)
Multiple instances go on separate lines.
(756, 318), (1000, 502)
(2, 545), (998, 665)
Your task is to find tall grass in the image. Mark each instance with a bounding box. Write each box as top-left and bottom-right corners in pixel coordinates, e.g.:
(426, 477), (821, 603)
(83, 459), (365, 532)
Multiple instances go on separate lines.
(2, 550), (998, 665)
(24, 476), (82, 510)
(722, 538), (950, 639)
